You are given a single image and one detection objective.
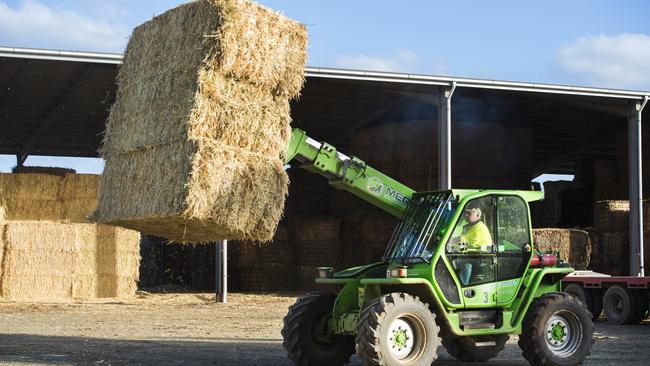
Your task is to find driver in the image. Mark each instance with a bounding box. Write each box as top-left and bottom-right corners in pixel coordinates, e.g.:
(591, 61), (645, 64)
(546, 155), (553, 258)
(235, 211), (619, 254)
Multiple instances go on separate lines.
(460, 207), (492, 252)
(450, 206), (494, 286)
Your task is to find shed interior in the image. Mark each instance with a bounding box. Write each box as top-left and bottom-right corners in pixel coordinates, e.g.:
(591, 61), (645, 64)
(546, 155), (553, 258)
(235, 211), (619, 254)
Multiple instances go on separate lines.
(1, 53), (648, 289)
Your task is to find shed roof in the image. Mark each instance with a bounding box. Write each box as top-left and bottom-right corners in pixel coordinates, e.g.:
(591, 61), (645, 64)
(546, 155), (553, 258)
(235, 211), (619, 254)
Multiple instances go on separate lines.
(1, 46), (648, 174)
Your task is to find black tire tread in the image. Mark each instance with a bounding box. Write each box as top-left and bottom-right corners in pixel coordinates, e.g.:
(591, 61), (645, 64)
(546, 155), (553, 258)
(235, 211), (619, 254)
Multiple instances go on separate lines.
(355, 292), (441, 366)
(603, 285), (636, 325)
(590, 289), (603, 320)
(282, 291), (354, 366)
(630, 290), (648, 325)
(518, 292), (594, 366)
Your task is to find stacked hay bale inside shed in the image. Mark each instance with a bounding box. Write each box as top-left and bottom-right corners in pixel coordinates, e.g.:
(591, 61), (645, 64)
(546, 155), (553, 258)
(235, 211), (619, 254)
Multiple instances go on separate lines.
(93, 0), (307, 242)
(532, 228), (591, 270)
(588, 200), (650, 275)
(0, 172), (140, 300)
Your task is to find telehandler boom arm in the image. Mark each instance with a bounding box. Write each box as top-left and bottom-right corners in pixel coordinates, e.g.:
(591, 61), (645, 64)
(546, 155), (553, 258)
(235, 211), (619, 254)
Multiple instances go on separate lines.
(284, 128), (415, 218)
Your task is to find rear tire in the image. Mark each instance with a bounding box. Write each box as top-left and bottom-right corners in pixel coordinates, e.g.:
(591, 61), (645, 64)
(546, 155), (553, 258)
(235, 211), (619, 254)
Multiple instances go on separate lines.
(630, 290), (648, 324)
(282, 291), (355, 366)
(603, 285), (636, 325)
(589, 289), (603, 320)
(356, 292), (441, 366)
(519, 292), (594, 366)
(442, 334), (508, 362)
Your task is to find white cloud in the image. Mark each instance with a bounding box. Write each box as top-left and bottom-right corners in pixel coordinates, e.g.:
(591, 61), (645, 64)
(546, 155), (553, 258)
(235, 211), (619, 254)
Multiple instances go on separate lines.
(0, 0), (130, 52)
(335, 49), (420, 73)
(335, 49), (450, 76)
(336, 55), (409, 73)
(430, 61), (449, 76)
(558, 33), (650, 90)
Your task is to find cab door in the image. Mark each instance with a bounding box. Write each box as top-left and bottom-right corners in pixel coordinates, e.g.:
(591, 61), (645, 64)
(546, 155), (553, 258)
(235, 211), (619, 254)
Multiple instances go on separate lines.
(495, 195), (532, 305)
(445, 195), (498, 308)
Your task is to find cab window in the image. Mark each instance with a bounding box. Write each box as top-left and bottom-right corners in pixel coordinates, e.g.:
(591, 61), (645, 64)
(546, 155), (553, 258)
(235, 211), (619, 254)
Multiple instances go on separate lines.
(496, 195), (531, 281)
(446, 196), (495, 286)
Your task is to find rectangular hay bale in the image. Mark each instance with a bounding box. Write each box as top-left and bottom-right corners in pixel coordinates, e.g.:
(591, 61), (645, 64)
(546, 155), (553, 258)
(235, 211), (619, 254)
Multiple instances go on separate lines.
(0, 222), (141, 300)
(533, 228), (591, 270)
(0, 173), (99, 222)
(593, 200), (629, 232)
(93, 0), (307, 242)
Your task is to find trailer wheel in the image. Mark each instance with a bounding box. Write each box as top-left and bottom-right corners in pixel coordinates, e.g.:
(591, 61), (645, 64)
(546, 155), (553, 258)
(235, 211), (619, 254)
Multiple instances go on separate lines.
(563, 284), (596, 318)
(442, 335), (508, 362)
(282, 291), (355, 366)
(589, 289), (603, 320)
(356, 292), (441, 366)
(629, 290), (649, 325)
(519, 292), (594, 366)
(603, 285), (637, 325)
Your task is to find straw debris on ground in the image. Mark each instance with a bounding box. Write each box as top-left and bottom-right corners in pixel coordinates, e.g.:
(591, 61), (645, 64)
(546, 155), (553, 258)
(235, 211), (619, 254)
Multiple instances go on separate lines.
(93, 0), (308, 242)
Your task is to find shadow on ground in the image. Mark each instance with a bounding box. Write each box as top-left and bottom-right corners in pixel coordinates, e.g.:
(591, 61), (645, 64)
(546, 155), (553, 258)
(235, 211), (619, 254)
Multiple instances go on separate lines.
(2, 324), (649, 366)
(0, 334), (527, 366)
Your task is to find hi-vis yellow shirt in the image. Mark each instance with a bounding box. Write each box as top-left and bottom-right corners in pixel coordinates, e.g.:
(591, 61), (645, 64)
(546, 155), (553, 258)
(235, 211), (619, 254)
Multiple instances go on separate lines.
(461, 221), (492, 250)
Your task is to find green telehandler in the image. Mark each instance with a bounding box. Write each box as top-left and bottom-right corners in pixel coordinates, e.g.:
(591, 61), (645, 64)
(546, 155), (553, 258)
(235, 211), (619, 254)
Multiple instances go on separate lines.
(281, 129), (594, 366)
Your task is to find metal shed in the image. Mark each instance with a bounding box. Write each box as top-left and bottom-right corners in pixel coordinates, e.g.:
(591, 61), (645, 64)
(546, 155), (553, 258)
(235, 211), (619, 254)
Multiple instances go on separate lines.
(1, 46), (648, 276)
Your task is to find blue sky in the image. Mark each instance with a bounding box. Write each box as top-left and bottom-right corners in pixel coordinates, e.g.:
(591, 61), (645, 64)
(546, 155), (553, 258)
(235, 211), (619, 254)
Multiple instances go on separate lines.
(1, 0), (649, 174)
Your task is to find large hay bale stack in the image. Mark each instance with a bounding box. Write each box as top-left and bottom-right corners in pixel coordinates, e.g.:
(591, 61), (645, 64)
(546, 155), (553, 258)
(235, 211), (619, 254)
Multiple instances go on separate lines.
(0, 173), (98, 222)
(60, 174), (100, 221)
(289, 216), (341, 267)
(588, 231), (629, 275)
(593, 200), (629, 232)
(341, 211), (398, 268)
(93, 0), (307, 242)
(533, 228), (591, 270)
(235, 226), (298, 291)
(237, 226), (292, 268)
(0, 222), (140, 300)
(0, 173), (64, 221)
(350, 121), (437, 191)
(288, 216), (342, 290)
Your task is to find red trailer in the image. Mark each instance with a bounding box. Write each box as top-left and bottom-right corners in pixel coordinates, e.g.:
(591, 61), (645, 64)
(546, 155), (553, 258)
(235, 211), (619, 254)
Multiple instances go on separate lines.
(562, 271), (650, 325)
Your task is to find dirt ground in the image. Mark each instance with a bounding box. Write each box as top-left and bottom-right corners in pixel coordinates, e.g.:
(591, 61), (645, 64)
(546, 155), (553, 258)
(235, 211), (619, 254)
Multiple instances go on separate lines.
(0, 292), (648, 365)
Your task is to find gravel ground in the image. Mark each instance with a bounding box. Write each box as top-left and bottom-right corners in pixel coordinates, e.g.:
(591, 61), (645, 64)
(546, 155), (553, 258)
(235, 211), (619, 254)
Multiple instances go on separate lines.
(0, 292), (648, 365)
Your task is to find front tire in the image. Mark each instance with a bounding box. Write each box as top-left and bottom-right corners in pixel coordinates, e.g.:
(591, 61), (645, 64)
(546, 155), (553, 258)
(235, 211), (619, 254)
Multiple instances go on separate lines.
(282, 291), (355, 366)
(519, 292), (594, 366)
(442, 335), (508, 362)
(356, 292), (441, 366)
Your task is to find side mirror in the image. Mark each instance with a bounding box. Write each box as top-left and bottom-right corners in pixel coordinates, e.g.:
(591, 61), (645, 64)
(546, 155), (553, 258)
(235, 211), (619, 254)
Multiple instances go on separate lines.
(523, 244), (532, 252)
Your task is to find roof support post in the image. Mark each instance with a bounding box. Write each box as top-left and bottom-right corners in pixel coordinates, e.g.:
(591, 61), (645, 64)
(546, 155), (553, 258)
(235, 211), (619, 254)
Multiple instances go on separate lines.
(215, 240), (228, 303)
(15, 152), (24, 167)
(629, 97), (647, 276)
(438, 82), (456, 190)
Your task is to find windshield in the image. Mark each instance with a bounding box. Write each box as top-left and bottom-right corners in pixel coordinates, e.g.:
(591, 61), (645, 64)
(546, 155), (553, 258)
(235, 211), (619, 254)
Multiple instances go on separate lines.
(383, 191), (457, 263)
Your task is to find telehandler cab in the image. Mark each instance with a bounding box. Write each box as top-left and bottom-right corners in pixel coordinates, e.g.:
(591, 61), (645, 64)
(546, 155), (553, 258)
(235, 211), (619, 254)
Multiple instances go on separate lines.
(281, 129), (594, 366)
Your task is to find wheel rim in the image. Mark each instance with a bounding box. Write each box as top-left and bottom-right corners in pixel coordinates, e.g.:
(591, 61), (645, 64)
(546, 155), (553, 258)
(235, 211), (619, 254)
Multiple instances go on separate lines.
(544, 312), (582, 357)
(386, 315), (425, 361)
(607, 294), (624, 316)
